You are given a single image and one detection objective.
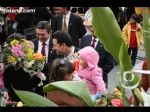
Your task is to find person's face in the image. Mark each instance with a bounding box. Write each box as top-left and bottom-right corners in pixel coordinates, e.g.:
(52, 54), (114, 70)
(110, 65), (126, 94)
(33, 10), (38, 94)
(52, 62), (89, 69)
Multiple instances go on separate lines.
(130, 17), (136, 24)
(53, 39), (66, 55)
(36, 28), (51, 43)
(79, 57), (87, 68)
(58, 7), (66, 14)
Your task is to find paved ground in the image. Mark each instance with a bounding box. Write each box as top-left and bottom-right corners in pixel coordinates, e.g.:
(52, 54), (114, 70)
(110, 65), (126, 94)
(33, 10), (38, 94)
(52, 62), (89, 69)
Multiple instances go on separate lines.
(107, 45), (145, 96)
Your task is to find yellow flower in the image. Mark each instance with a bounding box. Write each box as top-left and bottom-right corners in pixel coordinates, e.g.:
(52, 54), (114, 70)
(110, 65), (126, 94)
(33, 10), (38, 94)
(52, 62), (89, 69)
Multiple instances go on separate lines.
(7, 56), (16, 63)
(17, 101), (23, 107)
(114, 88), (122, 96)
(10, 39), (19, 47)
(73, 52), (78, 58)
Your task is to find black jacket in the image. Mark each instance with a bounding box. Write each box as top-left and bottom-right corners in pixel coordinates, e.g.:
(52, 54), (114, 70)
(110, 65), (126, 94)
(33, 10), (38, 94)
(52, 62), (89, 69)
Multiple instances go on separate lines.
(35, 7), (55, 31)
(15, 12), (35, 34)
(3, 67), (41, 101)
(54, 13), (86, 47)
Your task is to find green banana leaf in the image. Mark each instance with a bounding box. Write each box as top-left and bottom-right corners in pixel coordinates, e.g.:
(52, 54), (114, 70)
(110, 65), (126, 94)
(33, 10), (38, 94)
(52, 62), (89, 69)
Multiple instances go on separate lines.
(134, 88), (144, 106)
(143, 7), (150, 86)
(92, 7), (141, 106)
(43, 81), (95, 106)
(92, 7), (132, 71)
(14, 89), (58, 107)
(119, 43), (130, 106)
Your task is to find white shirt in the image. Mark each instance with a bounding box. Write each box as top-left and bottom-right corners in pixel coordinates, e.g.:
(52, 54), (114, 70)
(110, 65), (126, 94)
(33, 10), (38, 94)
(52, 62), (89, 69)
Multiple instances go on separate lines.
(122, 7), (125, 12)
(64, 46), (75, 61)
(91, 36), (99, 49)
(38, 37), (50, 63)
(62, 11), (71, 32)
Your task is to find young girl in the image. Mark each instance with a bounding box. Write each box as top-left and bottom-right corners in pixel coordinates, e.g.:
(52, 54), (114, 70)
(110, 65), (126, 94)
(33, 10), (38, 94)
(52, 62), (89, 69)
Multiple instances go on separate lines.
(47, 59), (85, 106)
(78, 46), (107, 96)
(49, 58), (75, 82)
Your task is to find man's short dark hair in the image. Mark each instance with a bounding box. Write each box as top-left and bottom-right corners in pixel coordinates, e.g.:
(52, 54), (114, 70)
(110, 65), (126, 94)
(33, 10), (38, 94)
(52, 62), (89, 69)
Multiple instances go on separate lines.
(36, 21), (51, 33)
(52, 30), (73, 47)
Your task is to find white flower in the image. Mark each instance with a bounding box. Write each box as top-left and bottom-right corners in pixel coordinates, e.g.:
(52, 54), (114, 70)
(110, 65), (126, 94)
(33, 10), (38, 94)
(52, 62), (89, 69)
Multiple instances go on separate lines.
(24, 60), (35, 68)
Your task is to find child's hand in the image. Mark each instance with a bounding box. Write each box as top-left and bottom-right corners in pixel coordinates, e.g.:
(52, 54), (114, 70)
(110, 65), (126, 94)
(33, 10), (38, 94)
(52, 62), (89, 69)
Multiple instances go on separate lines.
(93, 92), (104, 101)
(73, 71), (81, 81)
(36, 72), (46, 81)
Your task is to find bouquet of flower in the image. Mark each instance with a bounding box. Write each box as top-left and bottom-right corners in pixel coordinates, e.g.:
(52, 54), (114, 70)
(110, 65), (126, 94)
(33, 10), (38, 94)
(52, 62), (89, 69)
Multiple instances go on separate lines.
(95, 88), (124, 107)
(68, 52), (81, 81)
(1, 39), (46, 78)
(23, 52), (45, 77)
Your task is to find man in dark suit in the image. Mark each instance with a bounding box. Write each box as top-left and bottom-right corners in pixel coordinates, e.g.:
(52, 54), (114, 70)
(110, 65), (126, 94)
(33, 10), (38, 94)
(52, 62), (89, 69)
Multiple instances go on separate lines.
(32, 21), (57, 95)
(53, 7), (86, 47)
(81, 20), (115, 88)
(52, 30), (79, 61)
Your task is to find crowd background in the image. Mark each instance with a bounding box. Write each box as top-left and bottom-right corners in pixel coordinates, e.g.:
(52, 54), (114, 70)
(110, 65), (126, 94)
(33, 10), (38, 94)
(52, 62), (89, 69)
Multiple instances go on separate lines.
(0, 7), (145, 106)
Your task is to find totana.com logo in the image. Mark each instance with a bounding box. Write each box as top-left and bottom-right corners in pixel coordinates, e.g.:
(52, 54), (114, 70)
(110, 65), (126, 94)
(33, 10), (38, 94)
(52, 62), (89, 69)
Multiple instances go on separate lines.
(0, 7), (35, 13)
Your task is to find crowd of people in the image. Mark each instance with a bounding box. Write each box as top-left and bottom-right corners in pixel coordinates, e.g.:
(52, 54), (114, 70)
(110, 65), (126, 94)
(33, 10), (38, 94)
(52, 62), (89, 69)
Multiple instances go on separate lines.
(0, 7), (145, 106)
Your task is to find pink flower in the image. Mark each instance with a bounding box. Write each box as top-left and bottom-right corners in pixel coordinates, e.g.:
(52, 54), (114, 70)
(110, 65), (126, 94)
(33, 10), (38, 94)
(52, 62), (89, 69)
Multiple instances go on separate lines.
(12, 45), (24, 57)
(111, 99), (123, 107)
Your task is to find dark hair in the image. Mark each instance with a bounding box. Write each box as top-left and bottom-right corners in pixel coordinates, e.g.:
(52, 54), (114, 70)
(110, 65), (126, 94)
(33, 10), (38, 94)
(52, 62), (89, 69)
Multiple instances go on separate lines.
(36, 20), (51, 33)
(49, 58), (75, 82)
(7, 33), (27, 43)
(130, 13), (139, 23)
(52, 30), (73, 47)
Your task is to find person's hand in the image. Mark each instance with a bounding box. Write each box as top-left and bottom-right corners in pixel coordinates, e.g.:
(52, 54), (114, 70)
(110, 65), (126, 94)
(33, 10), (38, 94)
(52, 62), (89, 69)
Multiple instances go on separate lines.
(136, 23), (142, 31)
(36, 72), (46, 81)
(73, 71), (81, 81)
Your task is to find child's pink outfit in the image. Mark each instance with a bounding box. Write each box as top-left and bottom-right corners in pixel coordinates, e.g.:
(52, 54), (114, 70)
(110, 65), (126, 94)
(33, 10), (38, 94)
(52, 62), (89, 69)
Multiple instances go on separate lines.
(78, 46), (107, 95)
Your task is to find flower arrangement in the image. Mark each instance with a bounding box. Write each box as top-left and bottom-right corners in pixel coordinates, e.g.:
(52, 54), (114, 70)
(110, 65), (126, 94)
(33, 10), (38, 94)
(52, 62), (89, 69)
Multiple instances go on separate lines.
(1, 39), (46, 77)
(68, 52), (80, 72)
(23, 52), (45, 77)
(95, 88), (124, 107)
(67, 52), (81, 81)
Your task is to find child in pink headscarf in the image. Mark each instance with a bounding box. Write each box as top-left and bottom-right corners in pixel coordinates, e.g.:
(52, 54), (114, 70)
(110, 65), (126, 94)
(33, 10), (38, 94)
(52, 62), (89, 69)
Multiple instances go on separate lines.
(78, 46), (107, 96)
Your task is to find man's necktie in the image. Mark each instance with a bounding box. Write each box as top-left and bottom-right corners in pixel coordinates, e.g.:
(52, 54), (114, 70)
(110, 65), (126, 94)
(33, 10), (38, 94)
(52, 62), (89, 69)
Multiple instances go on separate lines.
(41, 42), (46, 56)
(91, 38), (96, 48)
(63, 15), (67, 32)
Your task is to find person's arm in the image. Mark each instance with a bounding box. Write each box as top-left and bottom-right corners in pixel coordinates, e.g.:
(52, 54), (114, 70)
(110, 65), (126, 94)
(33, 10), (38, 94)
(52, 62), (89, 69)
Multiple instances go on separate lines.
(139, 26), (144, 45)
(91, 69), (107, 94)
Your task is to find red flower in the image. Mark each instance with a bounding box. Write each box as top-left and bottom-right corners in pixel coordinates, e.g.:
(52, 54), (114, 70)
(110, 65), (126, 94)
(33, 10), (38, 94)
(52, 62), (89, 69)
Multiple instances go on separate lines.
(73, 60), (80, 71)
(111, 99), (123, 107)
